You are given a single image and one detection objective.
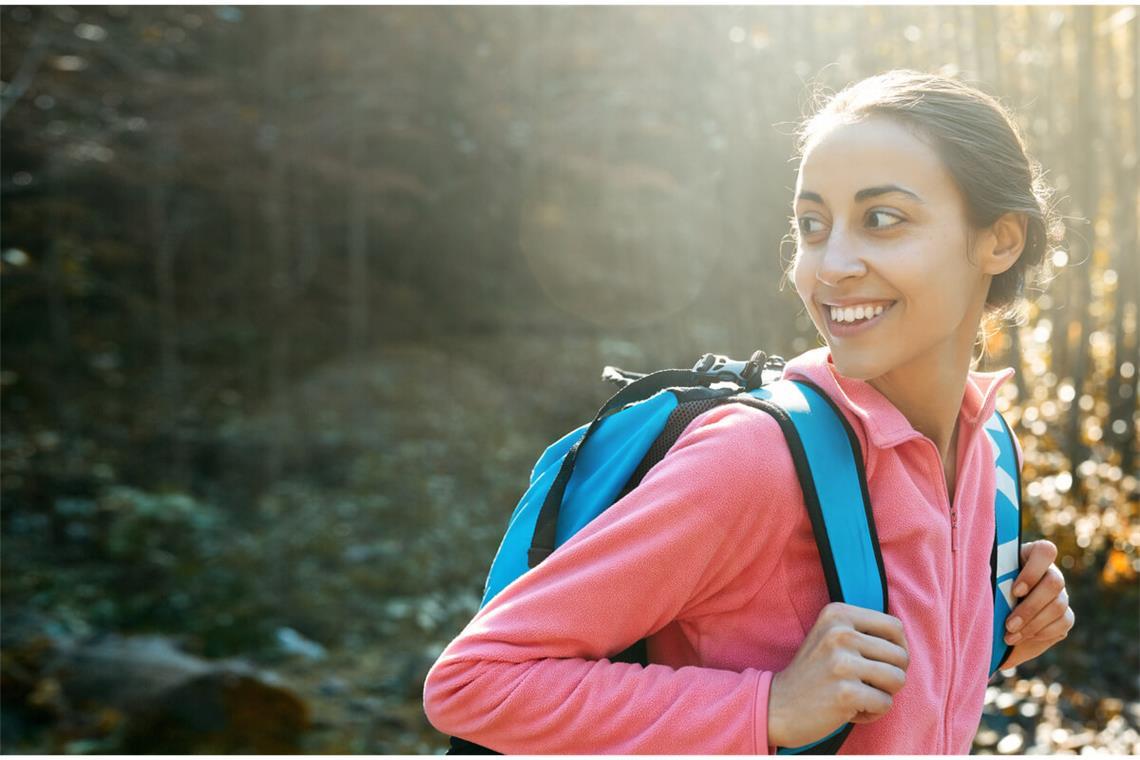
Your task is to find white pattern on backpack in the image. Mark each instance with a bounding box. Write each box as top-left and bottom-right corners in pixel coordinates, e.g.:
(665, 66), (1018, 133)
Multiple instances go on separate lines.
(996, 539), (1020, 607)
(982, 410), (1020, 610)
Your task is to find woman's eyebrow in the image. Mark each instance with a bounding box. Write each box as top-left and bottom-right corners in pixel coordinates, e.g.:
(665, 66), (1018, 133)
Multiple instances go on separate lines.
(796, 184), (925, 205)
(855, 184), (924, 203)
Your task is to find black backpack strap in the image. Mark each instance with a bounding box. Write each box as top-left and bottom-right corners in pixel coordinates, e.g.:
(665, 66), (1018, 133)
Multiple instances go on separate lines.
(447, 736), (501, 755)
(528, 370), (732, 568)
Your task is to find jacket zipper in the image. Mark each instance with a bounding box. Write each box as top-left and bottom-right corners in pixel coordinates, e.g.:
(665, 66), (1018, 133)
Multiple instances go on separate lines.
(950, 503), (957, 553)
(944, 450), (958, 555)
(944, 530), (958, 753)
(922, 436), (961, 753)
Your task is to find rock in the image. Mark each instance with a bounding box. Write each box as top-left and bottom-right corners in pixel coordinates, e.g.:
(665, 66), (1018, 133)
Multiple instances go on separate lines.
(274, 627), (327, 661)
(3, 615), (311, 753)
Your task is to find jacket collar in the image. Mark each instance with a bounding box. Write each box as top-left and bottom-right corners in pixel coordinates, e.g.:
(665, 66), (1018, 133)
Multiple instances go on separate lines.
(781, 346), (1016, 452)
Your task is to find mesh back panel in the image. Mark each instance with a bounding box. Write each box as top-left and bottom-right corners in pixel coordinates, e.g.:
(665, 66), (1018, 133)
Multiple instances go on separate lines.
(616, 396), (727, 501)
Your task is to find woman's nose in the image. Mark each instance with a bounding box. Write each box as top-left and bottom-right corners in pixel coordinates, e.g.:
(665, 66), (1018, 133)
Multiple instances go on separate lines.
(817, 230), (868, 285)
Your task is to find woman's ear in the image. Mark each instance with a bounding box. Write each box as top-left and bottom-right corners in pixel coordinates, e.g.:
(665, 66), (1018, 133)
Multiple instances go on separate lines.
(984, 212), (1028, 276)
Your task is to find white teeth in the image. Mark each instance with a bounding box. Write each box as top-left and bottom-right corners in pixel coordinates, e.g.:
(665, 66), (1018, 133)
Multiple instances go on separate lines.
(830, 303), (891, 323)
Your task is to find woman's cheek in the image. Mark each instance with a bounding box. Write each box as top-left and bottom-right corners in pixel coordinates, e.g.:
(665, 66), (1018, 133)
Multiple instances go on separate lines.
(791, 254), (814, 305)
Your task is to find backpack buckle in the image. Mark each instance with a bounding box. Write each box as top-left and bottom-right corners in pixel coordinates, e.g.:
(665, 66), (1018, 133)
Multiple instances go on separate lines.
(757, 351), (786, 386)
(692, 350), (785, 390)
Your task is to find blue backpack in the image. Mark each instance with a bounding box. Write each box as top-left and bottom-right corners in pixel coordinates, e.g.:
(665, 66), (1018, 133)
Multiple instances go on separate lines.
(448, 350), (1022, 755)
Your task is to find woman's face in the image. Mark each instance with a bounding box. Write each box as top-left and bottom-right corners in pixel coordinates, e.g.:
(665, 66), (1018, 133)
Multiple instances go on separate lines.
(791, 115), (992, 382)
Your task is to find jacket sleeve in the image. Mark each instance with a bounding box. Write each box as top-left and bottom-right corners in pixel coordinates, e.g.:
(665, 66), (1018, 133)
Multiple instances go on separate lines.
(422, 402), (804, 754)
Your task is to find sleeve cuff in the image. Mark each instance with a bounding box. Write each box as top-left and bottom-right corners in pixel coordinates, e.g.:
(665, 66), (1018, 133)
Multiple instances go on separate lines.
(753, 668), (775, 755)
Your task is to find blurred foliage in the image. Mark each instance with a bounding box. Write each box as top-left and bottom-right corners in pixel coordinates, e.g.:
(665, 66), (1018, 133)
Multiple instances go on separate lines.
(1, 3), (1138, 755)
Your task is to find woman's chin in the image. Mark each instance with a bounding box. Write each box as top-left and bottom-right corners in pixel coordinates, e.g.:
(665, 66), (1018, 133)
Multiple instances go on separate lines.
(826, 349), (883, 382)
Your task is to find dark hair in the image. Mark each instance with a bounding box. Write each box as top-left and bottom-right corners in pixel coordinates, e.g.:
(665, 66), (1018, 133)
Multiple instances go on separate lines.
(789, 69), (1062, 327)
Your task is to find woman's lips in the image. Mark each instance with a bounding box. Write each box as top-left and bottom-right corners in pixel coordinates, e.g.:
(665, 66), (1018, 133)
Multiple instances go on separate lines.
(824, 301), (896, 336)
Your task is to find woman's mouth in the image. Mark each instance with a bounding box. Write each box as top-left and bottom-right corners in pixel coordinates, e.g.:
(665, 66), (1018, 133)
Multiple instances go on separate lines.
(823, 301), (897, 337)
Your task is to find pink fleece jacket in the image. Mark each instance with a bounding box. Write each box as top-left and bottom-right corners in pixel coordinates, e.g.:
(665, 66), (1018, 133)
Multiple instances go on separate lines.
(423, 346), (1024, 754)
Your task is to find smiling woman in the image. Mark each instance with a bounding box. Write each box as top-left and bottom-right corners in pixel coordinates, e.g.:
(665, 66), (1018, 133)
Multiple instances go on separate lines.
(786, 72), (1061, 490)
(792, 115), (1021, 407)
(423, 70), (1074, 755)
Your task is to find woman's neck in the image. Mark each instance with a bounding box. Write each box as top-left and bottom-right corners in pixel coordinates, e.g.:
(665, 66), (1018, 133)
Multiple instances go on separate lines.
(866, 341), (975, 467)
(865, 288), (986, 464)
(869, 363), (968, 463)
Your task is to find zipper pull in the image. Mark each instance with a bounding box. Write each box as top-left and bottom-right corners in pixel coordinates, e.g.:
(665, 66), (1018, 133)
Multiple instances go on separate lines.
(950, 505), (958, 552)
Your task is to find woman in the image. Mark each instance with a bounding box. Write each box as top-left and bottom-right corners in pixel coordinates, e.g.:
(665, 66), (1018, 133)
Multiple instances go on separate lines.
(423, 69), (1075, 754)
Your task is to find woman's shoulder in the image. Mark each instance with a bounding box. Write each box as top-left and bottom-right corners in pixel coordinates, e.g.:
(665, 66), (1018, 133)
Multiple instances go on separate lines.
(626, 397), (808, 596)
(650, 398), (803, 501)
(676, 396), (793, 451)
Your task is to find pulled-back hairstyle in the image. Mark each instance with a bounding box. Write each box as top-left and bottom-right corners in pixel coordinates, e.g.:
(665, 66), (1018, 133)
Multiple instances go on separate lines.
(790, 69), (1063, 330)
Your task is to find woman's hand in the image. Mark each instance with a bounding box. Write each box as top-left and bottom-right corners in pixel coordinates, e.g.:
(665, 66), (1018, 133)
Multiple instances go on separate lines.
(999, 540), (1075, 670)
(768, 603), (909, 749)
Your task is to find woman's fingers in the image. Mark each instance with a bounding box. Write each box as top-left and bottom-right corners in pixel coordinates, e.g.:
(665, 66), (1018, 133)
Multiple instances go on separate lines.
(843, 604), (909, 654)
(1009, 591), (1074, 645)
(855, 655), (908, 701)
(1006, 565), (1066, 641)
(767, 603), (911, 748)
(851, 628), (910, 672)
(1030, 607), (1076, 642)
(1014, 587), (1068, 639)
(836, 679), (895, 719)
(1010, 540), (1058, 597)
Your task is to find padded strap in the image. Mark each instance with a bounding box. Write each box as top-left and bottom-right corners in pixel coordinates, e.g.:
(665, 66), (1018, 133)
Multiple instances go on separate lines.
(983, 409), (1021, 674)
(743, 380), (884, 754)
(756, 380), (887, 613)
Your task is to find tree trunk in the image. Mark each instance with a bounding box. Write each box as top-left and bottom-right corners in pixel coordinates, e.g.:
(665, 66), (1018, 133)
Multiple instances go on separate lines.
(295, 13), (324, 292)
(347, 110), (371, 360)
(1050, 9), (1073, 381)
(1106, 15), (1140, 477)
(263, 7), (295, 484)
(1063, 6), (1098, 488)
(149, 140), (187, 488)
(977, 6), (1001, 85)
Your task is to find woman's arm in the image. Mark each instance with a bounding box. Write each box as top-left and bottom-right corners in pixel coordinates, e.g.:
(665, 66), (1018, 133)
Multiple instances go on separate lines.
(422, 403), (803, 754)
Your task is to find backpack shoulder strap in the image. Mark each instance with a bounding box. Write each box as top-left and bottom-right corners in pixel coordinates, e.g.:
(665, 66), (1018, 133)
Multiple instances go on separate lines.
(741, 379), (885, 755)
(616, 377), (887, 614)
(754, 379), (888, 614)
(618, 377), (886, 754)
(982, 408), (1022, 674)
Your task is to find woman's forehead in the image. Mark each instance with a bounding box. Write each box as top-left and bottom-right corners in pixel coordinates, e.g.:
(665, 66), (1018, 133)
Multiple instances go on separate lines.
(796, 117), (951, 200)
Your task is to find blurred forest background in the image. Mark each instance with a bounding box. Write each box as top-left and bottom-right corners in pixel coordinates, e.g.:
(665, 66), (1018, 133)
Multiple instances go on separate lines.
(1, 4), (1137, 755)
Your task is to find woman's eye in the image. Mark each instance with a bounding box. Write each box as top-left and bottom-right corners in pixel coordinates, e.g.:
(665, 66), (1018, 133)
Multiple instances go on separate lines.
(867, 210), (903, 229)
(798, 217), (825, 235)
